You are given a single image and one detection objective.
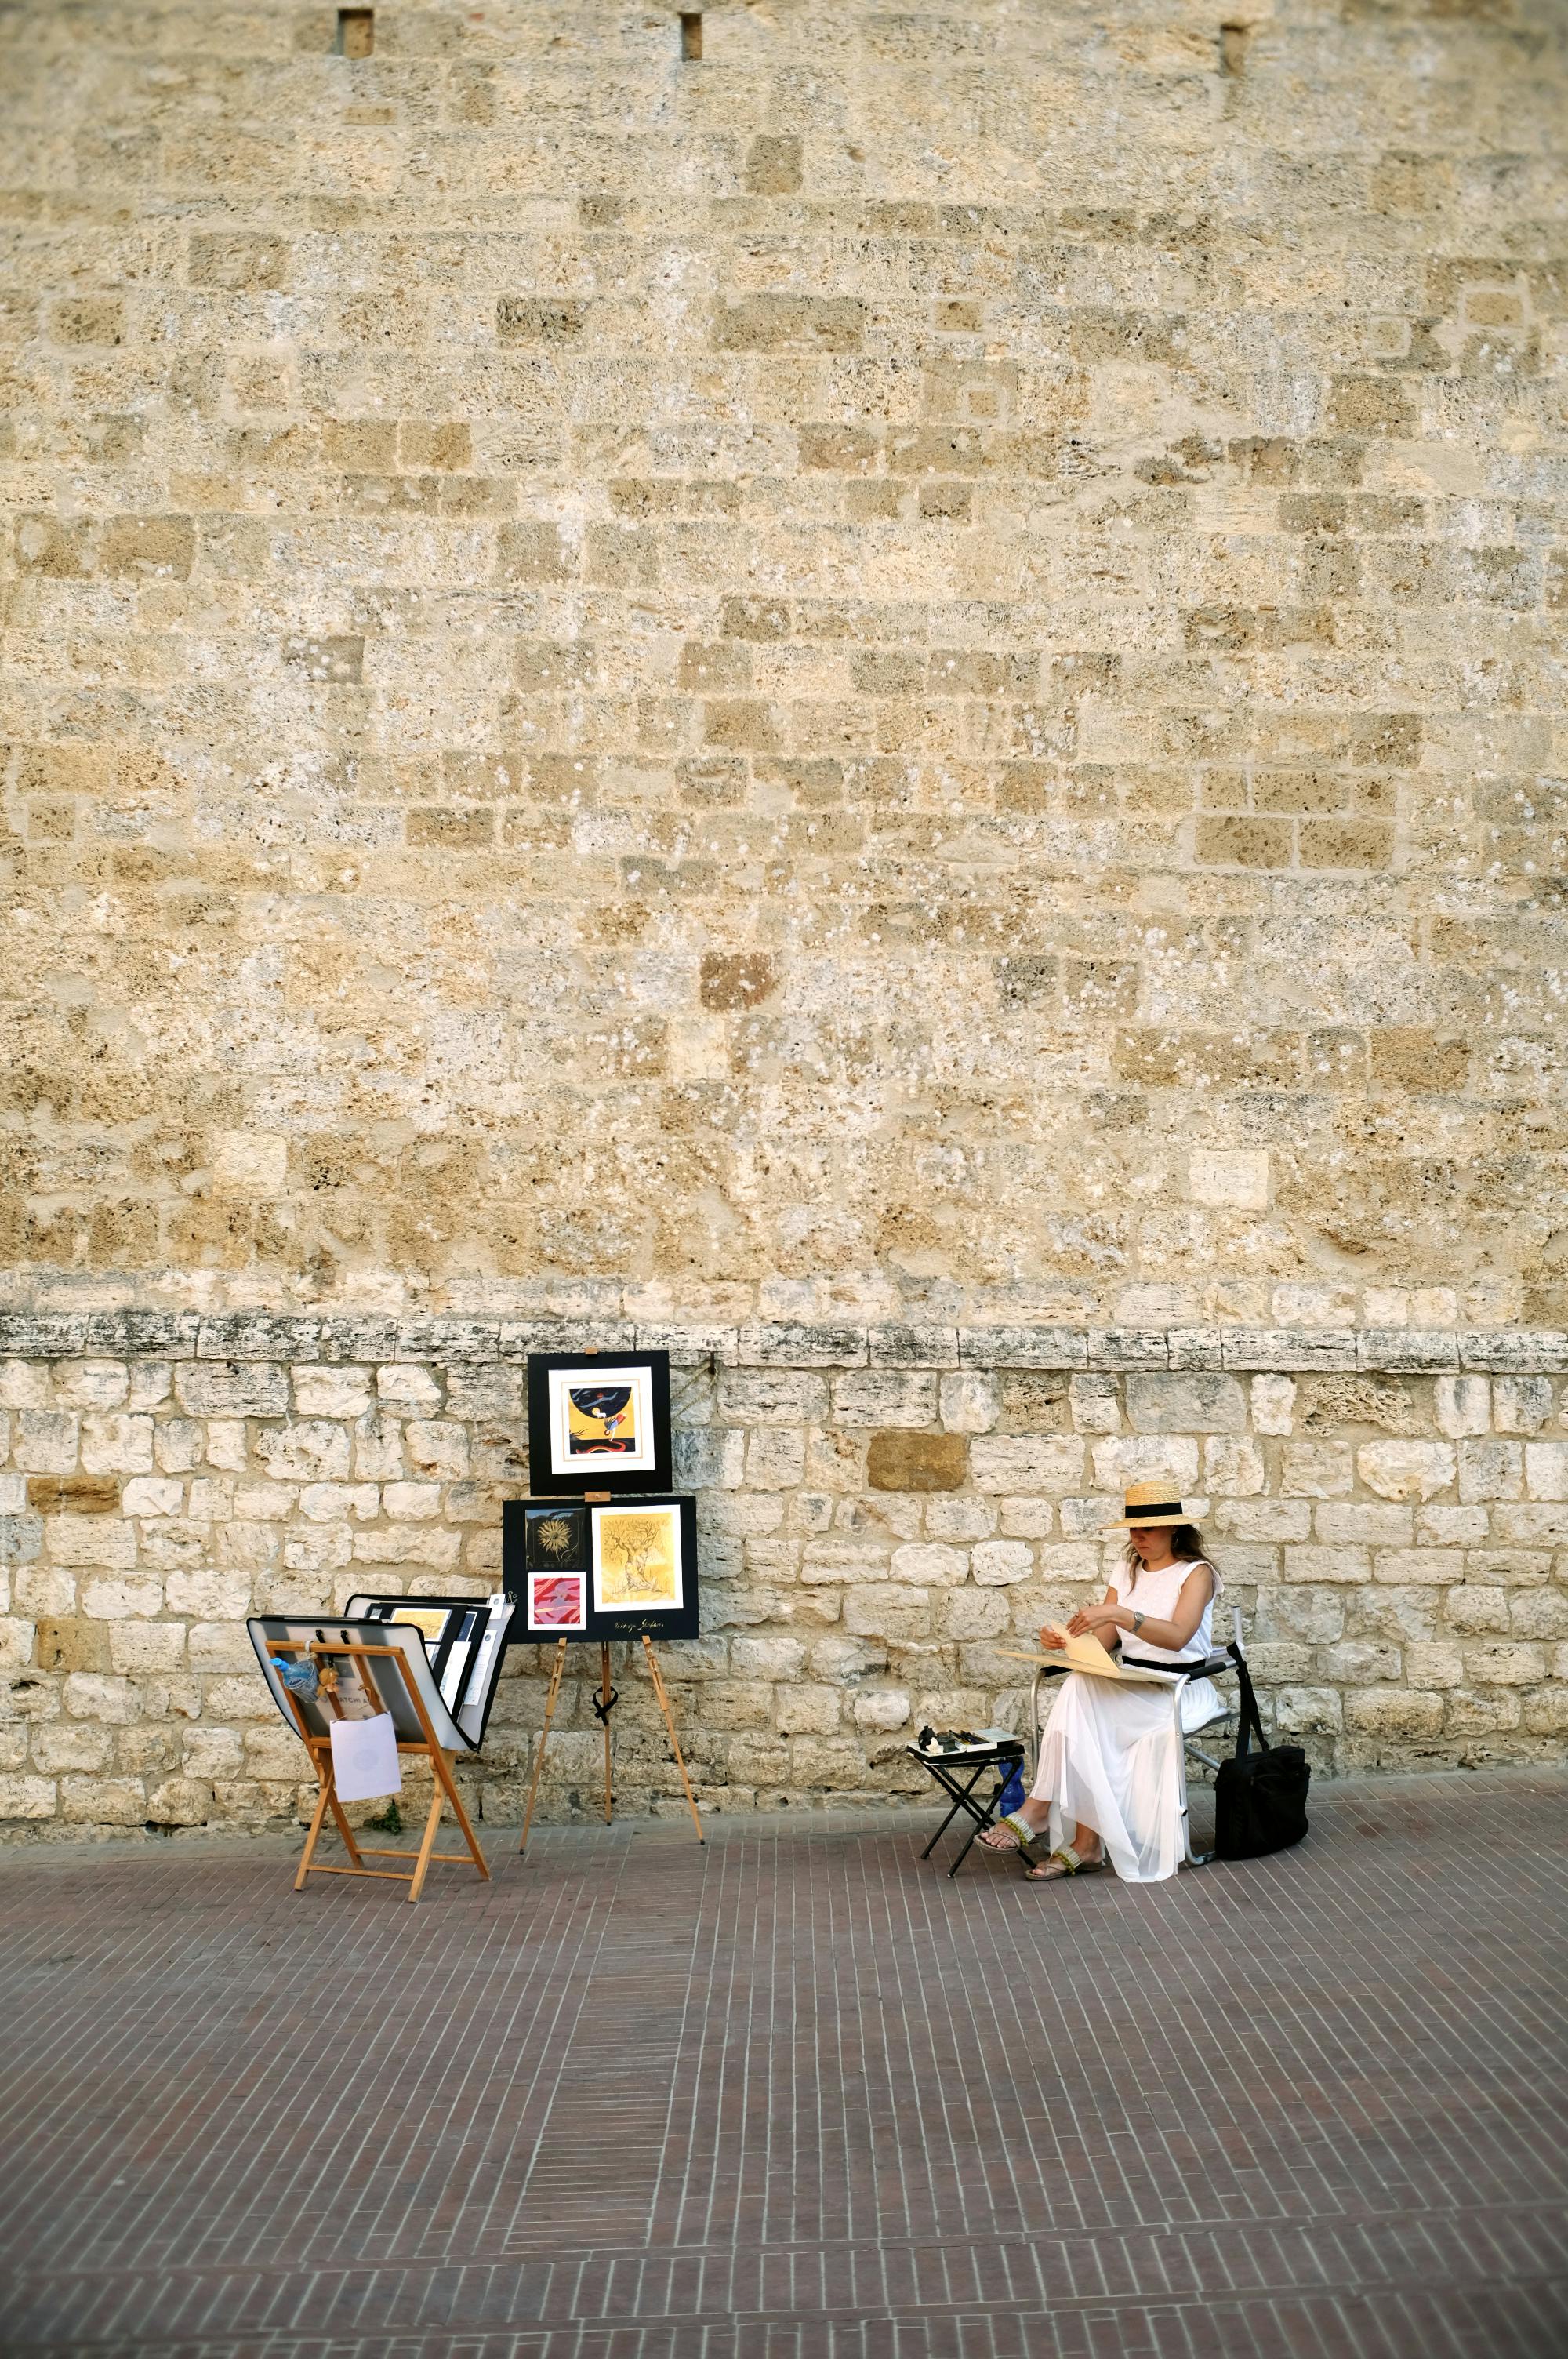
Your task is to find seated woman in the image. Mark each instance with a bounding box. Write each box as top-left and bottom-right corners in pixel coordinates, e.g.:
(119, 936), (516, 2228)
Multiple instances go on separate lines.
(978, 1480), (1226, 1885)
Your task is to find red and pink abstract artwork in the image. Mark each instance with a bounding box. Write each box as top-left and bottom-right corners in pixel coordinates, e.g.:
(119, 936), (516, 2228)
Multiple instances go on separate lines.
(529, 1572), (585, 1631)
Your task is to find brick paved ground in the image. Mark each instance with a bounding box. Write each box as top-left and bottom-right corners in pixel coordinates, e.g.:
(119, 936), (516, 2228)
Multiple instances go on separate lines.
(2, 1769), (1567, 2359)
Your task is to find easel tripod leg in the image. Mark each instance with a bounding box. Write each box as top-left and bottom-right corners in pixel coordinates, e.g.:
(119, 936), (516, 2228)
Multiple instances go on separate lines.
(296, 1751), (336, 1890)
(519, 1634), (569, 1856)
(643, 1634), (703, 1845)
(601, 1640), (614, 1824)
(407, 1779), (446, 1904)
(430, 1747), (489, 1881)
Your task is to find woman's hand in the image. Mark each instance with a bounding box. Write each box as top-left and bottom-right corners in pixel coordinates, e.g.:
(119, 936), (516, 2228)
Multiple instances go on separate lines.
(1039, 1624), (1069, 1652)
(1067, 1601), (1126, 1640)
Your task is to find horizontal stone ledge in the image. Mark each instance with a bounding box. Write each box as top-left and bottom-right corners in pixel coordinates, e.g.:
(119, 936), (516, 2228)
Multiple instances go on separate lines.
(1, 1310), (1566, 1379)
(1457, 1330), (1568, 1372)
(1220, 1330), (1359, 1372)
(957, 1326), (1090, 1369)
(88, 1310), (201, 1357)
(497, 1319), (641, 1361)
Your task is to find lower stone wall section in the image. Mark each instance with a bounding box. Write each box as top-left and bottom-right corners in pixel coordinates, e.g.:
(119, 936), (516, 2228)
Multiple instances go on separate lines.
(2, 1343), (1566, 1837)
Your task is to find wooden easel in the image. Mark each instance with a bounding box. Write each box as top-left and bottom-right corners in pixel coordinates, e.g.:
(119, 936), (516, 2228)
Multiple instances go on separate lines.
(268, 1636), (490, 1903)
(518, 1632), (703, 1853)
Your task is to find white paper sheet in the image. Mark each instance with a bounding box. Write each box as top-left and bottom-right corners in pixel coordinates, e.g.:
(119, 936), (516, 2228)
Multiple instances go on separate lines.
(999, 1641), (1179, 1687)
(329, 1710), (402, 1800)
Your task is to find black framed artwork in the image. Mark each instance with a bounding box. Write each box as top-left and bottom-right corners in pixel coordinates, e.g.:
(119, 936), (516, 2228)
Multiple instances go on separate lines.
(525, 1350), (672, 1496)
(503, 1493), (699, 1643)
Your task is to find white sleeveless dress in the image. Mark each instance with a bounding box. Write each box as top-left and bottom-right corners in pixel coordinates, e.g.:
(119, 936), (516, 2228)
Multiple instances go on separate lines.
(1029, 1558), (1225, 1884)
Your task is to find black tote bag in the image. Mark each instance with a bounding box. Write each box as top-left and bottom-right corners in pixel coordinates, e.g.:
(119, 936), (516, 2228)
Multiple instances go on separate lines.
(1214, 1647), (1310, 1861)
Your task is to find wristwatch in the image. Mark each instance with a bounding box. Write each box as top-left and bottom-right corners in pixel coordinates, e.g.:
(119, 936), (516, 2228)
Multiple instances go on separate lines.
(1131, 1610), (1145, 1634)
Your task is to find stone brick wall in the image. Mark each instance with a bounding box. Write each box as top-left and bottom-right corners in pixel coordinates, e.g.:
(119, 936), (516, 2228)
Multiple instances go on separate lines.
(3, 0), (1567, 1823)
(3, 1314), (1566, 1837)
(2, 0), (1566, 1329)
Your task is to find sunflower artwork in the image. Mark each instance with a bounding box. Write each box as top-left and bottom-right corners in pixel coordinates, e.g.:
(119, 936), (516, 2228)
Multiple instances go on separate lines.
(524, 1502), (587, 1572)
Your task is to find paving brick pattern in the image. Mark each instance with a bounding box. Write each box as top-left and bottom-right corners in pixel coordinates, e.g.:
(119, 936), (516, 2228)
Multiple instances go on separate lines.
(2, 1770), (1567, 2357)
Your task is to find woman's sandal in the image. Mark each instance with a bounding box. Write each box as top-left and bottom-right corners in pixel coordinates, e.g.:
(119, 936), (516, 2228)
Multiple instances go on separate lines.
(1024, 1845), (1106, 1882)
(975, 1810), (1042, 1854)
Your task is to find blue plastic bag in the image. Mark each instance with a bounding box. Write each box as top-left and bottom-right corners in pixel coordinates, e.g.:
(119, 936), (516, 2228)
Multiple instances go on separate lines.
(997, 1759), (1025, 1816)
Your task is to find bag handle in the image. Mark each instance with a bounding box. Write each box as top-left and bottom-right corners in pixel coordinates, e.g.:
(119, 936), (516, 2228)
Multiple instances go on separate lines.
(1227, 1642), (1269, 1760)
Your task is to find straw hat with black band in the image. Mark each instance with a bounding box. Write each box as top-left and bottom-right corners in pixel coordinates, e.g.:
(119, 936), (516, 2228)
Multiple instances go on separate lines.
(1111, 1479), (1193, 1529)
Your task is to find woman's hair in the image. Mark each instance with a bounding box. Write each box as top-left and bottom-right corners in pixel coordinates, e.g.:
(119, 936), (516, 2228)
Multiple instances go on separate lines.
(1123, 1524), (1210, 1585)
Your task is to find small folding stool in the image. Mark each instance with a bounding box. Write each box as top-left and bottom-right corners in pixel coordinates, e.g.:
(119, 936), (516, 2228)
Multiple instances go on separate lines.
(907, 1734), (1027, 1877)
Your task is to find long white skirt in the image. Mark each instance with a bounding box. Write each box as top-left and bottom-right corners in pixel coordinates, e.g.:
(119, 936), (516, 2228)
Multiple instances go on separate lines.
(1031, 1672), (1224, 1885)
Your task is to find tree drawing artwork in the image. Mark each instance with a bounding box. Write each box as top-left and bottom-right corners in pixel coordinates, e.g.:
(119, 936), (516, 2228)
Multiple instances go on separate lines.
(598, 1512), (679, 1606)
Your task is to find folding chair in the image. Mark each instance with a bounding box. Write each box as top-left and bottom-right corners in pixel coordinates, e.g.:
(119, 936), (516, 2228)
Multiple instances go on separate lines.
(1029, 1608), (1253, 1869)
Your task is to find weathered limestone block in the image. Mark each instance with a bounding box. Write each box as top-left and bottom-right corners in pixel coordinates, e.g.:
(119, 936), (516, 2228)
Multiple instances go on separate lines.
(1493, 1379), (1553, 1434)
(174, 1365), (289, 1419)
(1316, 1504), (1414, 1547)
(1373, 1550), (1466, 1589)
(866, 1433), (967, 1492)
(719, 1369), (827, 1427)
(54, 1363), (129, 1411)
(924, 1496), (998, 1542)
(1091, 1437), (1200, 1493)
(1524, 1443), (1568, 1499)
(971, 1438), (1083, 1495)
(832, 1372), (937, 1429)
(108, 1626), (185, 1674)
(1127, 1375), (1247, 1434)
(16, 1415), (79, 1475)
(34, 1724), (114, 1773)
(255, 1422), (352, 1483)
(377, 1365), (443, 1414)
(774, 1685), (840, 1736)
(146, 1777), (215, 1826)
(1417, 1507), (1487, 1547)
(0, 1776), (56, 1819)
(1457, 1441), (1523, 1503)
(351, 1526), (463, 1569)
(1344, 1689), (1446, 1741)
(1357, 1442), (1455, 1503)
(843, 1585), (936, 1642)
(1069, 1378), (1120, 1434)
(942, 1589), (1011, 1641)
(676, 1427), (746, 1489)
(1203, 1438), (1266, 1496)
(292, 1367), (374, 1419)
(888, 1543), (968, 1589)
(746, 1430), (807, 1489)
(1283, 1547), (1371, 1587)
(971, 1540), (1033, 1587)
(1283, 1444), (1353, 1499)
(1274, 1688), (1343, 1736)
(939, 1373), (1000, 1434)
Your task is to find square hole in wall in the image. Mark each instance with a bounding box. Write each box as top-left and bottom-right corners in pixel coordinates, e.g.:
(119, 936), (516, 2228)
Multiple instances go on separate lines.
(337, 9), (375, 58)
(680, 12), (702, 62)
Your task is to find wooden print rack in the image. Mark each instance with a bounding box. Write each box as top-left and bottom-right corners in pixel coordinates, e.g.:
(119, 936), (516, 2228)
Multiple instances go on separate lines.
(267, 1634), (490, 1903)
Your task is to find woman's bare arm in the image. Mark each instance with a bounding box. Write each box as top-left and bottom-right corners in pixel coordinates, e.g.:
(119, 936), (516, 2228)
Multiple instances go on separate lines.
(1065, 1565), (1215, 1653)
(1040, 1583), (1126, 1657)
